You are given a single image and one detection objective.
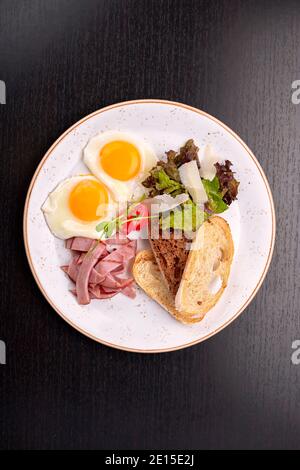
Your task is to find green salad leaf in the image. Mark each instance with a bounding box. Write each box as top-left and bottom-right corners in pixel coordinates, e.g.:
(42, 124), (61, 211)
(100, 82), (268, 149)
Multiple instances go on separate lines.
(96, 219), (118, 238)
(141, 140), (239, 232)
(202, 176), (229, 214)
(160, 199), (208, 232)
(143, 167), (184, 197)
(155, 169), (182, 193)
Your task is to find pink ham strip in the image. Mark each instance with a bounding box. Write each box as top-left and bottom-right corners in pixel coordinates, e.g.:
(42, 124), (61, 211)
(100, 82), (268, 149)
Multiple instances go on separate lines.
(68, 237), (96, 252)
(101, 286), (119, 294)
(118, 278), (134, 288)
(111, 264), (125, 275)
(76, 242), (106, 304)
(76, 248), (107, 265)
(100, 247), (109, 258)
(102, 248), (124, 263)
(101, 273), (122, 289)
(100, 275), (134, 291)
(65, 238), (74, 249)
(76, 252), (86, 264)
(89, 285), (118, 299)
(128, 239), (137, 251)
(119, 241), (137, 262)
(67, 256), (80, 281)
(119, 278), (136, 298)
(89, 270), (105, 284)
(122, 284), (136, 299)
(63, 234), (138, 305)
(94, 259), (122, 276)
(71, 286), (121, 300)
(63, 264), (103, 285)
(62, 253), (100, 283)
(103, 232), (129, 245)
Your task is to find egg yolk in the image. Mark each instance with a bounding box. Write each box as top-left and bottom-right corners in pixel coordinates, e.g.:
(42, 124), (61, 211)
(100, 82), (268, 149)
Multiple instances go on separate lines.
(100, 141), (141, 181)
(69, 180), (109, 222)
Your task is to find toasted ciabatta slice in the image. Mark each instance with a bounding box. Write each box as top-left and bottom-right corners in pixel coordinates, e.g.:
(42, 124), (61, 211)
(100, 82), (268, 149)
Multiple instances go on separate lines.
(175, 216), (234, 316)
(133, 250), (204, 324)
(133, 216), (234, 324)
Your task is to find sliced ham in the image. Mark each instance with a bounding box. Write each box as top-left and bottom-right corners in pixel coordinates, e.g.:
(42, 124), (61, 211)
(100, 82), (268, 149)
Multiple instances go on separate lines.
(65, 238), (74, 249)
(89, 270), (105, 284)
(122, 284), (136, 299)
(102, 249), (124, 263)
(94, 259), (122, 277)
(62, 234), (137, 305)
(103, 232), (129, 245)
(76, 242), (106, 304)
(114, 276), (134, 288)
(112, 264), (125, 275)
(128, 239), (137, 251)
(76, 252), (86, 264)
(66, 237), (96, 252)
(89, 285), (118, 299)
(67, 256), (80, 281)
(73, 286), (117, 301)
(100, 247), (110, 259)
(118, 277), (136, 298)
(62, 255), (101, 285)
(101, 273), (122, 289)
(101, 286), (119, 294)
(119, 241), (137, 262)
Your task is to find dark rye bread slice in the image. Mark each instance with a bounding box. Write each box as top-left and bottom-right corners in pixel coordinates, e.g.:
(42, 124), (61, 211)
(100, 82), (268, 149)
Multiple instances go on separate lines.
(149, 231), (190, 295)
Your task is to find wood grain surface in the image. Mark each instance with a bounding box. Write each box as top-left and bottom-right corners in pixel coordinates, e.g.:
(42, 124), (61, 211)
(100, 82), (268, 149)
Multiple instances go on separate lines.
(0, 0), (300, 450)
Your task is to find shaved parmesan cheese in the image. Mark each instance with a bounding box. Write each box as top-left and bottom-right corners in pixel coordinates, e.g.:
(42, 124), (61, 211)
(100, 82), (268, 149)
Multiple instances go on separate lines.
(198, 144), (218, 181)
(148, 193), (189, 214)
(178, 160), (208, 205)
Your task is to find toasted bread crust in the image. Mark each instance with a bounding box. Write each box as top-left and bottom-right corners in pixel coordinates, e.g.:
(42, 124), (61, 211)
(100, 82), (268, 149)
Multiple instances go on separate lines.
(133, 216), (234, 324)
(175, 216), (234, 315)
(133, 250), (205, 324)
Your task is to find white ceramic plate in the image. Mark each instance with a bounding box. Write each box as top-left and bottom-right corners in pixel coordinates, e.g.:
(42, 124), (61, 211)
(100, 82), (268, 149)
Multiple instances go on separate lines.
(24, 100), (276, 353)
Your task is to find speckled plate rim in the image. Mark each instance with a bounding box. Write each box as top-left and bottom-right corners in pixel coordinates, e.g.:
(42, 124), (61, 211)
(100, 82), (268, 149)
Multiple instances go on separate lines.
(23, 99), (276, 353)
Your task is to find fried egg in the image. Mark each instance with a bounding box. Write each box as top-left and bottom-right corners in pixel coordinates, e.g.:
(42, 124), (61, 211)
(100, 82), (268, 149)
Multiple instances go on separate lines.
(83, 131), (157, 201)
(42, 175), (116, 239)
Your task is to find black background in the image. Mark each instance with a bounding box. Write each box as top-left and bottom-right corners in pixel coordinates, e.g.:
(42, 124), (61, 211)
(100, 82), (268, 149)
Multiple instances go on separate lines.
(0, 0), (300, 450)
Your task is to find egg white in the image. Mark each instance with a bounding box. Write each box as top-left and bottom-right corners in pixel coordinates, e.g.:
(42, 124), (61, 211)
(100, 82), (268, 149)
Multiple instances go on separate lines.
(83, 131), (157, 202)
(42, 175), (116, 240)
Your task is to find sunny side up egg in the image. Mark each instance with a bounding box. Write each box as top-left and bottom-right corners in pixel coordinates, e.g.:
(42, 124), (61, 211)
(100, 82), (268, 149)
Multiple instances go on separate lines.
(83, 131), (158, 202)
(42, 175), (116, 239)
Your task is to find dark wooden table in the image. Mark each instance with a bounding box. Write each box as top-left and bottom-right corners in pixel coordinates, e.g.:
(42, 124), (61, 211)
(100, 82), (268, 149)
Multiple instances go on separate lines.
(0, 0), (299, 450)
